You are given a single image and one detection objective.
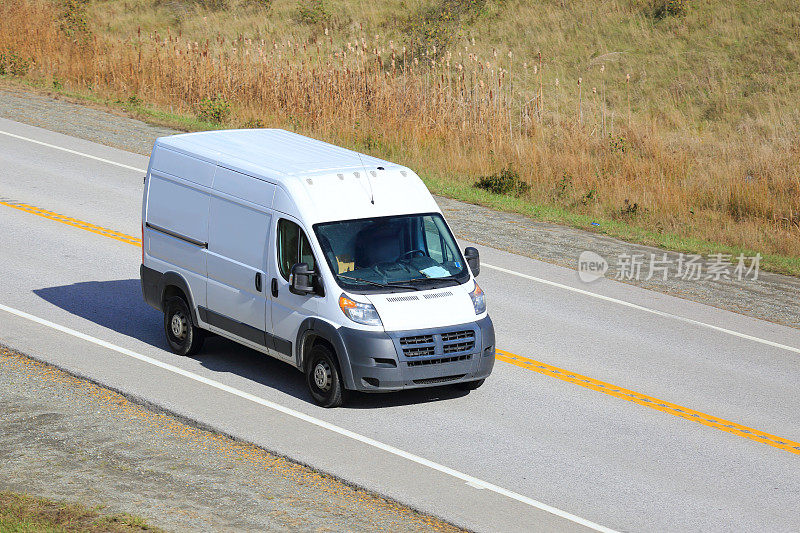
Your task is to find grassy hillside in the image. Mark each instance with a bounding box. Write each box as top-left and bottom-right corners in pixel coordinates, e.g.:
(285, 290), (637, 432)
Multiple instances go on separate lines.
(2, 0), (799, 273)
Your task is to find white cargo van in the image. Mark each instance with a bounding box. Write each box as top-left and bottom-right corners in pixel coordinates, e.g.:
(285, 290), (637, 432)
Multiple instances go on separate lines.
(140, 129), (494, 407)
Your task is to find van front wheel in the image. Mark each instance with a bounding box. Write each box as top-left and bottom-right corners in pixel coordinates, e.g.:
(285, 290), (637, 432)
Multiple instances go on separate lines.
(306, 344), (344, 408)
(164, 296), (205, 356)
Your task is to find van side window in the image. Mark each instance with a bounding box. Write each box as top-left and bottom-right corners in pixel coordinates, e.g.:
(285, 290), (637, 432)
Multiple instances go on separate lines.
(277, 219), (316, 280)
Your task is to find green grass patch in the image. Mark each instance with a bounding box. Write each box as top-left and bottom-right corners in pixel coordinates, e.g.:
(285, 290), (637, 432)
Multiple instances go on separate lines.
(0, 491), (163, 532)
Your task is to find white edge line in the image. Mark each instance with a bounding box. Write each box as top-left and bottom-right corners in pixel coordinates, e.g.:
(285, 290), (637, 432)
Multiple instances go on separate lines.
(0, 302), (618, 533)
(0, 130), (146, 173)
(483, 263), (800, 355)
(3, 125), (796, 357)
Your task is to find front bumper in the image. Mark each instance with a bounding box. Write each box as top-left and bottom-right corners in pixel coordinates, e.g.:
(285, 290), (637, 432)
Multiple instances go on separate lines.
(340, 315), (495, 392)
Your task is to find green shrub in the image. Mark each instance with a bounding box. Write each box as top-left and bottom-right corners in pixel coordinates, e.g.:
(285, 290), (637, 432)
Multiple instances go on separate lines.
(0, 49), (31, 76)
(61, 0), (92, 38)
(652, 0), (688, 20)
(197, 95), (231, 124)
(362, 133), (385, 151)
(242, 117), (265, 128)
(296, 0), (330, 24)
(406, 0), (489, 59)
(580, 187), (598, 206)
(474, 168), (530, 197)
(553, 171), (572, 200)
(618, 199), (642, 219)
(609, 135), (627, 153)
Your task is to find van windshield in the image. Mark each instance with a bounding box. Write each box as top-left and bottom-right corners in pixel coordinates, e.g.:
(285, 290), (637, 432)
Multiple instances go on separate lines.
(313, 213), (470, 293)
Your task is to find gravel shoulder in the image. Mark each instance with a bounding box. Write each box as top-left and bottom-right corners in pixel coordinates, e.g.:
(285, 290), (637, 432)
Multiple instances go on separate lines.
(0, 84), (797, 328)
(0, 345), (463, 533)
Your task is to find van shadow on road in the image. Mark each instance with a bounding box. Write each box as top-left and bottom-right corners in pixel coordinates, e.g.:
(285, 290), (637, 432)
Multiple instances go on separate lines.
(33, 279), (469, 409)
(34, 279), (164, 348)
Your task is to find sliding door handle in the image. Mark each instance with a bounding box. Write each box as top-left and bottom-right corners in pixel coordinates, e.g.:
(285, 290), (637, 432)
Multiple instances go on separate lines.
(255, 272), (262, 292)
(271, 277), (278, 298)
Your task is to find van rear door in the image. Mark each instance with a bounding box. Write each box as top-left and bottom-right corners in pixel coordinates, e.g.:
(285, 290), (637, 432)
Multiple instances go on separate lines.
(144, 147), (213, 311)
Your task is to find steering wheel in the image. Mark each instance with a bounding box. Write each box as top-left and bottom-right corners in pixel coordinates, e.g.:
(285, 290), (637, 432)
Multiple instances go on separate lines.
(399, 249), (426, 261)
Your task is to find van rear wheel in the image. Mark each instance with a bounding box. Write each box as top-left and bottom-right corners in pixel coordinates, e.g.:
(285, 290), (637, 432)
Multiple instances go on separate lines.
(306, 344), (344, 408)
(164, 296), (205, 356)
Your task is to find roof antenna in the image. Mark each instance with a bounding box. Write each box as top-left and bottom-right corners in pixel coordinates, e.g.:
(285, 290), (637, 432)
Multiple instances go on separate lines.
(356, 151), (375, 204)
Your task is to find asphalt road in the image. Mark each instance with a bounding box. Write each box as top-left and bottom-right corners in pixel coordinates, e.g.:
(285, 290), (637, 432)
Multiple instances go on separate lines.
(1, 118), (799, 532)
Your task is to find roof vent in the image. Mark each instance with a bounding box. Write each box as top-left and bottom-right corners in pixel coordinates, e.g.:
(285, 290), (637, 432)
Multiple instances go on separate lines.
(370, 170), (377, 177)
(337, 173), (344, 180)
(400, 171), (407, 177)
(354, 172), (360, 178)
(306, 178), (313, 185)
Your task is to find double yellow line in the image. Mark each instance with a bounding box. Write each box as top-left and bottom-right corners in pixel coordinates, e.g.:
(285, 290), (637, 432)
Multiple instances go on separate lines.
(0, 199), (142, 247)
(3, 197), (799, 456)
(496, 350), (800, 455)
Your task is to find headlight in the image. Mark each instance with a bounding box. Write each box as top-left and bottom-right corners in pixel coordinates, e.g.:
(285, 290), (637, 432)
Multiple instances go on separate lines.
(469, 282), (486, 315)
(339, 294), (383, 326)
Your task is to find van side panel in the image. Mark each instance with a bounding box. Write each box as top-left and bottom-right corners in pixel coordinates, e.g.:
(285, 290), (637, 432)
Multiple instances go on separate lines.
(146, 173), (210, 266)
(144, 165), (213, 312)
(150, 146), (215, 187)
(205, 168), (276, 345)
(206, 198), (271, 330)
(213, 166), (276, 208)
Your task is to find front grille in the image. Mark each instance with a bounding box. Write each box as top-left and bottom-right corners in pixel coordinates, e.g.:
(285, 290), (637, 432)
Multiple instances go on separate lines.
(399, 334), (435, 357)
(399, 329), (475, 358)
(400, 334), (434, 345)
(413, 374), (466, 385)
(406, 354), (471, 367)
(403, 345), (435, 357)
(442, 330), (475, 354)
(443, 341), (474, 354)
(441, 330), (474, 342)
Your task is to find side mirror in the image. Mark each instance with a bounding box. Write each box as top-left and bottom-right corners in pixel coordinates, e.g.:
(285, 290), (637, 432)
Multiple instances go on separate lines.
(290, 263), (316, 295)
(464, 247), (480, 277)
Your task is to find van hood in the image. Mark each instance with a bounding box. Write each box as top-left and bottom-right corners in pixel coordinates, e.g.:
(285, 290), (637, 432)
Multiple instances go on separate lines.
(364, 287), (479, 331)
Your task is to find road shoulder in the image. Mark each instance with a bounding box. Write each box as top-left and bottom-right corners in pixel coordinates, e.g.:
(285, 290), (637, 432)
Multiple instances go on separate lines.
(0, 345), (462, 533)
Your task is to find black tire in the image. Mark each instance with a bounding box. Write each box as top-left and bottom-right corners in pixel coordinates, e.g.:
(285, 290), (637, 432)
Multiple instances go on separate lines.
(164, 296), (205, 356)
(454, 378), (485, 391)
(306, 343), (345, 408)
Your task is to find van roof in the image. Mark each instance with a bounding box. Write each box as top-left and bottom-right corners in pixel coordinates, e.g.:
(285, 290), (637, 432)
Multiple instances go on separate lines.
(151, 129), (440, 225)
(154, 128), (398, 177)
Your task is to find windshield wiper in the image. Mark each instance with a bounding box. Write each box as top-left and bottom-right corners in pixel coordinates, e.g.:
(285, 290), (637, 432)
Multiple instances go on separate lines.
(408, 275), (462, 286)
(339, 275), (420, 291)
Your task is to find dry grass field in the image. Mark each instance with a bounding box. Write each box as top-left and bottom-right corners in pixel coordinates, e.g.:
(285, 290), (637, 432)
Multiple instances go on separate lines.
(1, 0), (798, 273)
